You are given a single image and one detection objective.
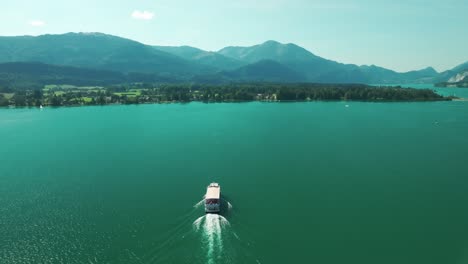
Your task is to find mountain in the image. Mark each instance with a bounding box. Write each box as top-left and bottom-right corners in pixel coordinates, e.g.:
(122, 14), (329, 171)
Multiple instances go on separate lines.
(0, 32), (463, 84)
(219, 40), (322, 63)
(0, 33), (205, 76)
(401, 67), (439, 81)
(358, 65), (438, 84)
(218, 40), (342, 81)
(436, 69), (468, 88)
(433, 61), (468, 83)
(447, 70), (468, 83)
(218, 40), (438, 83)
(190, 60), (305, 84)
(434, 61), (468, 87)
(451, 61), (468, 73)
(223, 59), (306, 82)
(154, 46), (244, 70)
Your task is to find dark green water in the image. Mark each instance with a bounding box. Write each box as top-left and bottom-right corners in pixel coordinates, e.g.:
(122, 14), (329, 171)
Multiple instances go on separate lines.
(1, 98), (468, 263)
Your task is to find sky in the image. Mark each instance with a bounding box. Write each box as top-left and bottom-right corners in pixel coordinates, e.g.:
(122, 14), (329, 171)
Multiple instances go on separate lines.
(1, 0), (467, 72)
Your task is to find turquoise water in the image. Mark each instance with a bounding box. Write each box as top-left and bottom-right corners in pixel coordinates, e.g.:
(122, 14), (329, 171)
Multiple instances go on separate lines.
(1, 100), (468, 264)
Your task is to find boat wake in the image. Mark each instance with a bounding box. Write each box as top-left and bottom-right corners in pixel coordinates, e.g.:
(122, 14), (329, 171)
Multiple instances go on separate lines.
(193, 199), (204, 209)
(193, 214), (230, 264)
(141, 198), (259, 264)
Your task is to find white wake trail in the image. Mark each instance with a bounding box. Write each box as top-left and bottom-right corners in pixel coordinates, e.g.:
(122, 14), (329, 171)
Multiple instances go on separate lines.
(193, 214), (230, 264)
(193, 199), (204, 208)
(193, 216), (204, 231)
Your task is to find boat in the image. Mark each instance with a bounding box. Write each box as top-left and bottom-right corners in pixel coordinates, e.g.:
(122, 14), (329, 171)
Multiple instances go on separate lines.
(205, 183), (221, 213)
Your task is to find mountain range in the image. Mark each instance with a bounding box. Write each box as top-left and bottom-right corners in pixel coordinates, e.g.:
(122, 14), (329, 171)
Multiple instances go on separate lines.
(435, 69), (468, 88)
(0, 32), (466, 85)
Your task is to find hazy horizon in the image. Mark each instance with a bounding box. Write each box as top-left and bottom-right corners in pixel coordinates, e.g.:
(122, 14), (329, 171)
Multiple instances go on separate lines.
(1, 0), (467, 72)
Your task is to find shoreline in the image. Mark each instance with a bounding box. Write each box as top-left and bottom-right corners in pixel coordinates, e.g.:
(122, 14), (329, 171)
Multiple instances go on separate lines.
(0, 98), (456, 110)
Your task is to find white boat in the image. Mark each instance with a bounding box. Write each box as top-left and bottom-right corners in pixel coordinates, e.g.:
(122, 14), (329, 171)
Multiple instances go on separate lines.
(205, 183), (221, 213)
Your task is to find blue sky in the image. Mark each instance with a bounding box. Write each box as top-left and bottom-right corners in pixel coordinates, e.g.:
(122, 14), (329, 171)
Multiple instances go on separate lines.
(1, 0), (467, 72)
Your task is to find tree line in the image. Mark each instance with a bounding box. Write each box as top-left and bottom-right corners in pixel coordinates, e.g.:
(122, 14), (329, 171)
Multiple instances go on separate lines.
(0, 83), (450, 107)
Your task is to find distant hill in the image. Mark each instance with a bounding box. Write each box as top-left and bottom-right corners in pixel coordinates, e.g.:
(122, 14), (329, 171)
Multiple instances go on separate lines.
(218, 40), (322, 63)
(451, 61), (468, 73)
(358, 65), (439, 84)
(218, 40), (439, 83)
(223, 59), (306, 82)
(0, 62), (182, 90)
(191, 60), (307, 84)
(219, 40), (344, 82)
(436, 69), (468, 88)
(434, 61), (468, 83)
(154, 46), (245, 70)
(447, 70), (468, 83)
(0, 33), (205, 76)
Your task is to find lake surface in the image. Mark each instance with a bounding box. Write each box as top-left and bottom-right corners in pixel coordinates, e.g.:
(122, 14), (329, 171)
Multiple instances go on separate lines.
(1, 97), (468, 263)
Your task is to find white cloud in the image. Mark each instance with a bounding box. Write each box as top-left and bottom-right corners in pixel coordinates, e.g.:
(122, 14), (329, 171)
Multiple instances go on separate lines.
(30, 20), (46, 27)
(131, 10), (155, 20)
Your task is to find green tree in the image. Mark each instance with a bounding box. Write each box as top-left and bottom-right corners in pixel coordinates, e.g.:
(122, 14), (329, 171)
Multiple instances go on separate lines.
(50, 95), (62, 106)
(0, 94), (9, 106)
(33, 89), (43, 100)
(13, 94), (26, 106)
(97, 92), (106, 105)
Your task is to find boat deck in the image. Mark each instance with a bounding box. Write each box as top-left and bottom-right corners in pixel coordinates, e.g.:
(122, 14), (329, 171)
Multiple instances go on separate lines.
(206, 186), (220, 199)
